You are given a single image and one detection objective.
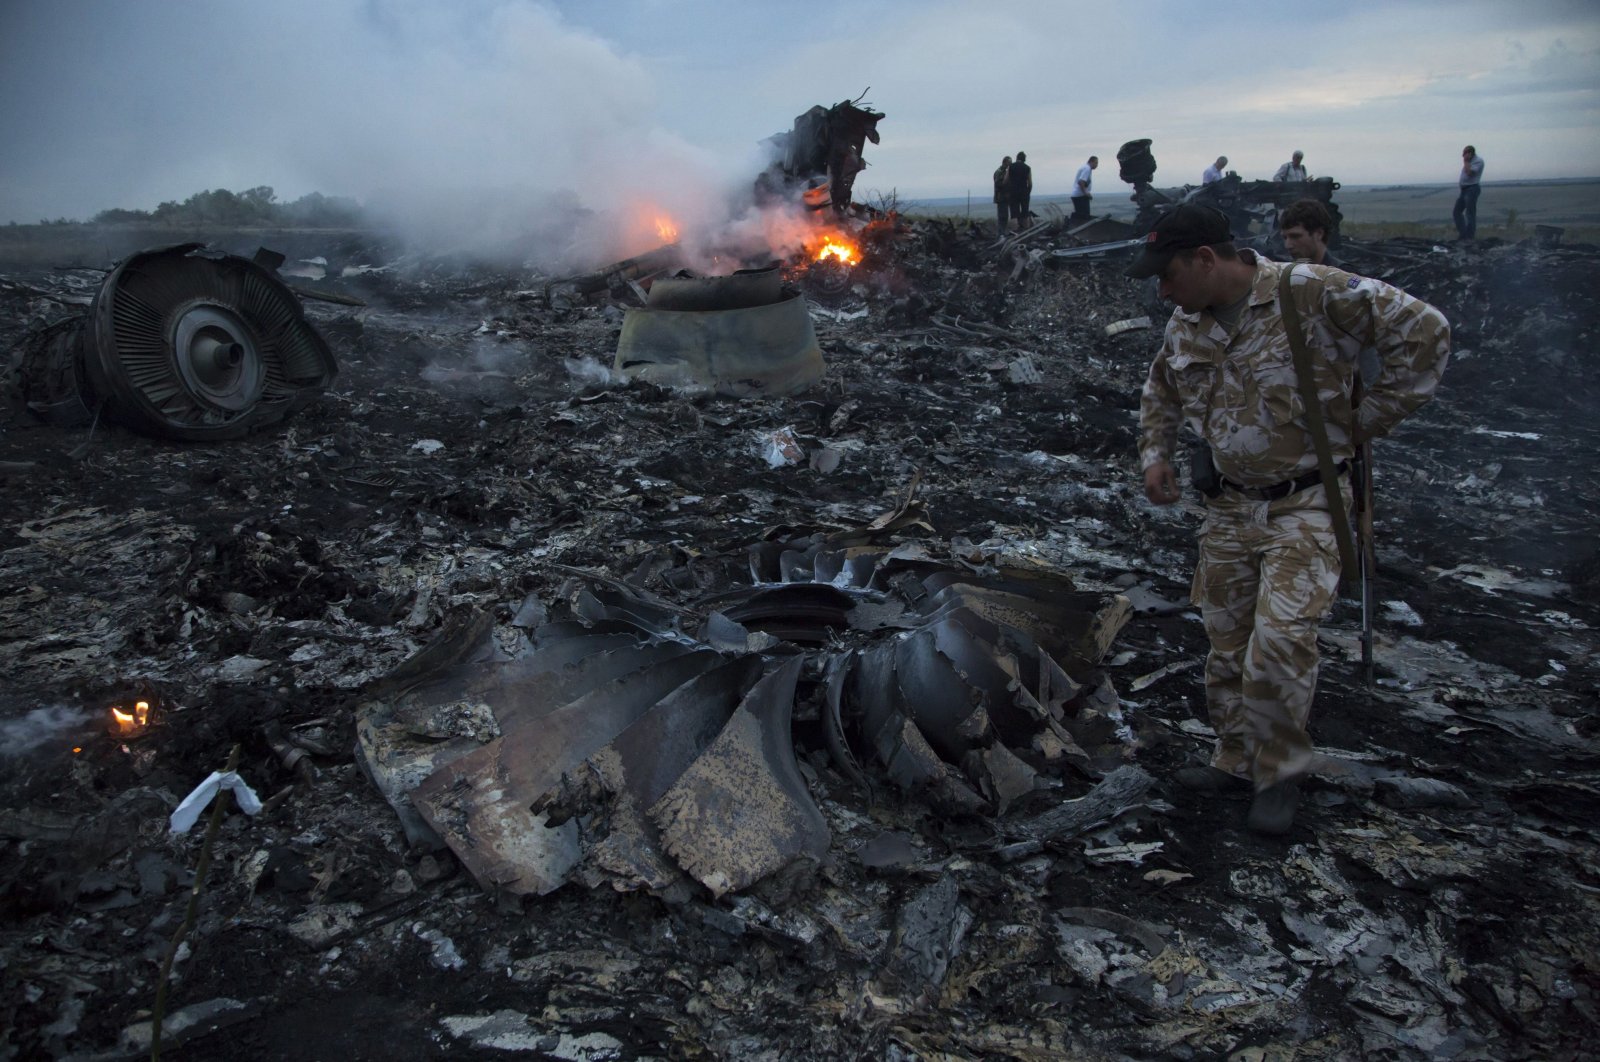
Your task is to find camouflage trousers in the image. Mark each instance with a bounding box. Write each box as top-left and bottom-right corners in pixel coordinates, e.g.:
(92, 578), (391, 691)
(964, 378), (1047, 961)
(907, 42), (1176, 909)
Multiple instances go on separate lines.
(1190, 483), (1345, 789)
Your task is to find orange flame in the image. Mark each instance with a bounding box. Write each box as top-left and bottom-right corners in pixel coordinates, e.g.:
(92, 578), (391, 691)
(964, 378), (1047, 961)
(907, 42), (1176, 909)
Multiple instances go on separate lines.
(110, 699), (151, 735)
(655, 215), (680, 243)
(813, 238), (859, 265)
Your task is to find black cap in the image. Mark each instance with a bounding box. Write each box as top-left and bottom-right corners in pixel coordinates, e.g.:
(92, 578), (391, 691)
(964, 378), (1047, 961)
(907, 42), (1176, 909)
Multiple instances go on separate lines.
(1125, 204), (1232, 279)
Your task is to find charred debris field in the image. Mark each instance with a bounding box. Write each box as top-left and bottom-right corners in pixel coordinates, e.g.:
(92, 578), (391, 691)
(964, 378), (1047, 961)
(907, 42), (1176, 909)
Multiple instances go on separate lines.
(1, 219), (1598, 1061)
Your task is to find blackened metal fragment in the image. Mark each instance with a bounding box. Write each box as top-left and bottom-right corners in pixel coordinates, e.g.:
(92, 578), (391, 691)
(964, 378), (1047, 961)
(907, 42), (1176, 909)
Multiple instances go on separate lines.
(413, 650), (724, 895)
(821, 653), (872, 795)
(876, 874), (971, 1001)
(1001, 765), (1156, 849)
(547, 656), (766, 896)
(651, 657), (830, 897)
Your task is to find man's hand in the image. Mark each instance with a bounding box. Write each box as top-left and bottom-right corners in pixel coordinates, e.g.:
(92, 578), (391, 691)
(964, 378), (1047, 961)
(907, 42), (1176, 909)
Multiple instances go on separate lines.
(1144, 460), (1181, 505)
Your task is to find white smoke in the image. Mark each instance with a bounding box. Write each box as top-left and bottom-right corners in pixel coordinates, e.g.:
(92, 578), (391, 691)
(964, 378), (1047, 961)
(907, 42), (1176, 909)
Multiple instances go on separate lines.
(0, 705), (96, 757)
(295, 2), (759, 270)
(562, 357), (630, 387)
(2, 1), (767, 272)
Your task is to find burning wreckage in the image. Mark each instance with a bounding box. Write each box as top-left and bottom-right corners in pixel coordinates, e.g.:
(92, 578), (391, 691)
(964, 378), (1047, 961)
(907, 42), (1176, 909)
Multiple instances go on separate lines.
(3, 110), (1600, 1059)
(754, 94), (886, 217)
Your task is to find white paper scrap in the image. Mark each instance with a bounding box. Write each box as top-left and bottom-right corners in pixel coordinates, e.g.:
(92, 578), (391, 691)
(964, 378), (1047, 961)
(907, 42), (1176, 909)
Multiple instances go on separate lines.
(170, 771), (264, 833)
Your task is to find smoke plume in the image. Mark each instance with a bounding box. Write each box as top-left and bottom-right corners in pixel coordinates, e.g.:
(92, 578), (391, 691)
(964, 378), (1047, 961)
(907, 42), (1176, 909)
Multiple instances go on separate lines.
(2, 1), (767, 271)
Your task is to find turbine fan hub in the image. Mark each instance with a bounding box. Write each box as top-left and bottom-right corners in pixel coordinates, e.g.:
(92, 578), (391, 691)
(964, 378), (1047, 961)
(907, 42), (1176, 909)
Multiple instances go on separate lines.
(172, 304), (264, 412)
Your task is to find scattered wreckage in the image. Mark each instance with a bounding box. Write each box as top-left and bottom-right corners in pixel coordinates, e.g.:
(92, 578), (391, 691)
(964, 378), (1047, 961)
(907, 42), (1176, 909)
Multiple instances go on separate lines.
(359, 506), (1133, 900)
(548, 253), (844, 396)
(1116, 137), (1344, 244)
(2, 172), (1599, 1059)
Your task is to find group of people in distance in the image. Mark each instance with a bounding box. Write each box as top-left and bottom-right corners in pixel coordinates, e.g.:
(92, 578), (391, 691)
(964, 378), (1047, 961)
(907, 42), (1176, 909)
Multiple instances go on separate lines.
(993, 146), (1486, 244)
(991, 152), (1100, 234)
(1207, 146), (1485, 241)
(991, 152), (1031, 234)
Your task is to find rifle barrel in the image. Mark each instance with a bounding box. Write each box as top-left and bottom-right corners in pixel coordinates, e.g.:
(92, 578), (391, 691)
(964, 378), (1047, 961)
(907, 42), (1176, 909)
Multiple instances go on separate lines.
(1354, 439), (1376, 690)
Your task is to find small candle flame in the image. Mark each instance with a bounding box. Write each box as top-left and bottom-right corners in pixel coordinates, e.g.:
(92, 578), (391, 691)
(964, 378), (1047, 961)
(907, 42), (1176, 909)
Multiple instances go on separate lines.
(109, 700), (151, 735)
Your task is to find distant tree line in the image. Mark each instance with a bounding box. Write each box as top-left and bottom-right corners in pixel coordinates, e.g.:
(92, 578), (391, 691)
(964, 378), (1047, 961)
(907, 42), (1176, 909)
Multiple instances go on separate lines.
(83, 186), (365, 228)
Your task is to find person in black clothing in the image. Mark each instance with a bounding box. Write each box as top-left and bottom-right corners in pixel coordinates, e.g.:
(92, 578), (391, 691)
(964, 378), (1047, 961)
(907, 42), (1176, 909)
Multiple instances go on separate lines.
(993, 155), (1012, 238)
(1007, 151), (1033, 232)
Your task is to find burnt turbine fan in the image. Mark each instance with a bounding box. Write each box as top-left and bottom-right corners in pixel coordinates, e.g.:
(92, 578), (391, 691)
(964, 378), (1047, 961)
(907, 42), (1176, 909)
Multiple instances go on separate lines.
(32, 243), (337, 441)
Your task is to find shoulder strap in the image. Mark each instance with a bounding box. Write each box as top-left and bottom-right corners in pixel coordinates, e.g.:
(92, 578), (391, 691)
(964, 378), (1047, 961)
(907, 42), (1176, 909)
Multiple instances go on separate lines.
(1277, 267), (1359, 591)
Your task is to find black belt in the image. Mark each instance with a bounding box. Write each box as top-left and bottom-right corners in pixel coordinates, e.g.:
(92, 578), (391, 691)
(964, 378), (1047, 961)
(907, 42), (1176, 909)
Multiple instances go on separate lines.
(1223, 461), (1348, 501)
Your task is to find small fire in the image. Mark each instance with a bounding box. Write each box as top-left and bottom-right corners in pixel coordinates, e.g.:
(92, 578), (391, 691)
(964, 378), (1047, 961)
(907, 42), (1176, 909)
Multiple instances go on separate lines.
(655, 215), (680, 243)
(109, 699), (151, 736)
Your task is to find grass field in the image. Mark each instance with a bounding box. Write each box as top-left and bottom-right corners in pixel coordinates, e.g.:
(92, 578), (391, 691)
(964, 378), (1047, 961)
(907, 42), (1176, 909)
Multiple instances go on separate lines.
(1337, 180), (1600, 243)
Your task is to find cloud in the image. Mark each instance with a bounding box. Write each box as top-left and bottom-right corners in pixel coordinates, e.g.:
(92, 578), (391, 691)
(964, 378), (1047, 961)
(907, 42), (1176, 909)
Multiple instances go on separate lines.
(1, 0), (1597, 233)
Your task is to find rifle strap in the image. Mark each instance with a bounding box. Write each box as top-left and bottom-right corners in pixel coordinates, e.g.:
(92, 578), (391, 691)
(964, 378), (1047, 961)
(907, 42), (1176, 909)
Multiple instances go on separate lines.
(1277, 268), (1359, 593)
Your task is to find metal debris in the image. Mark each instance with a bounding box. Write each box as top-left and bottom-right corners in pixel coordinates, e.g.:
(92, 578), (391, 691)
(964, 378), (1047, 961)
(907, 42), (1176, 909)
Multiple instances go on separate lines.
(615, 277), (824, 396)
(358, 512), (1133, 900)
(1103, 316), (1151, 336)
(650, 657), (828, 897)
(757, 95), (885, 213)
(13, 243), (336, 440)
(1118, 136), (1345, 241)
(647, 263), (781, 310)
(549, 242), (684, 301)
(872, 874), (972, 1006)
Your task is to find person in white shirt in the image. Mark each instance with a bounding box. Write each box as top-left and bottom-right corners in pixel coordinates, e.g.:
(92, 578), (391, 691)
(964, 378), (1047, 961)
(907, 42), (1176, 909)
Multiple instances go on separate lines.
(1202, 156), (1228, 184)
(1071, 156), (1098, 220)
(1273, 150), (1308, 183)
(1453, 145), (1484, 240)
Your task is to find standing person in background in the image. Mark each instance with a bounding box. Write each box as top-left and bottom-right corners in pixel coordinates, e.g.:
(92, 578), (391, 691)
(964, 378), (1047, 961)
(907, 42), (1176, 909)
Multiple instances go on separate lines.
(1202, 156), (1228, 184)
(1072, 156), (1098, 220)
(1008, 151), (1033, 232)
(993, 155), (1012, 239)
(1454, 145), (1484, 241)
(1273, 150), (1308, 182)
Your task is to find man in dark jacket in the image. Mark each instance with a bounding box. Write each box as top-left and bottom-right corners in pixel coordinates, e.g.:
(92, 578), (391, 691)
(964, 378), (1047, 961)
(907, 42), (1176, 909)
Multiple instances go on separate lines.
(1007, 151), (1033, 232)
(1279, 199), (1340, 269)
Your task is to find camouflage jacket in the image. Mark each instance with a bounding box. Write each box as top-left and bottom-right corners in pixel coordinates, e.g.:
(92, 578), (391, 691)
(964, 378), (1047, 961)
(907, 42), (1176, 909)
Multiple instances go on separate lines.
(1138, 251), (1450, 488)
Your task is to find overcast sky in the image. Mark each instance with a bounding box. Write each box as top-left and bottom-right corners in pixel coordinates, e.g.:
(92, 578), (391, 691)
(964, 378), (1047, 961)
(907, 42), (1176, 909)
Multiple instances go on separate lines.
(2, 0), (1597, 225)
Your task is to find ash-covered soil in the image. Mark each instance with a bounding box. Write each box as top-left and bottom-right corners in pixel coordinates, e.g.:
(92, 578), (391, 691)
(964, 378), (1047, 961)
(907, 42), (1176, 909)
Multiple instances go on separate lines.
(1, 223), (1597, 1061)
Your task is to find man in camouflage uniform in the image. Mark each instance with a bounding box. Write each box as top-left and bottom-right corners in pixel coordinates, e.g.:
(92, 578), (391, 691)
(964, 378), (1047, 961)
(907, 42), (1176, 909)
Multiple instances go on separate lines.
(1129, 205), (1450, 834)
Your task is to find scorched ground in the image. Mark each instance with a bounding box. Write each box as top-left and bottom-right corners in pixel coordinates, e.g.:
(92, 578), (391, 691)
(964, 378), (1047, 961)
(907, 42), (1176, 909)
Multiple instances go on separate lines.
(1, 223), (1597, 1060)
